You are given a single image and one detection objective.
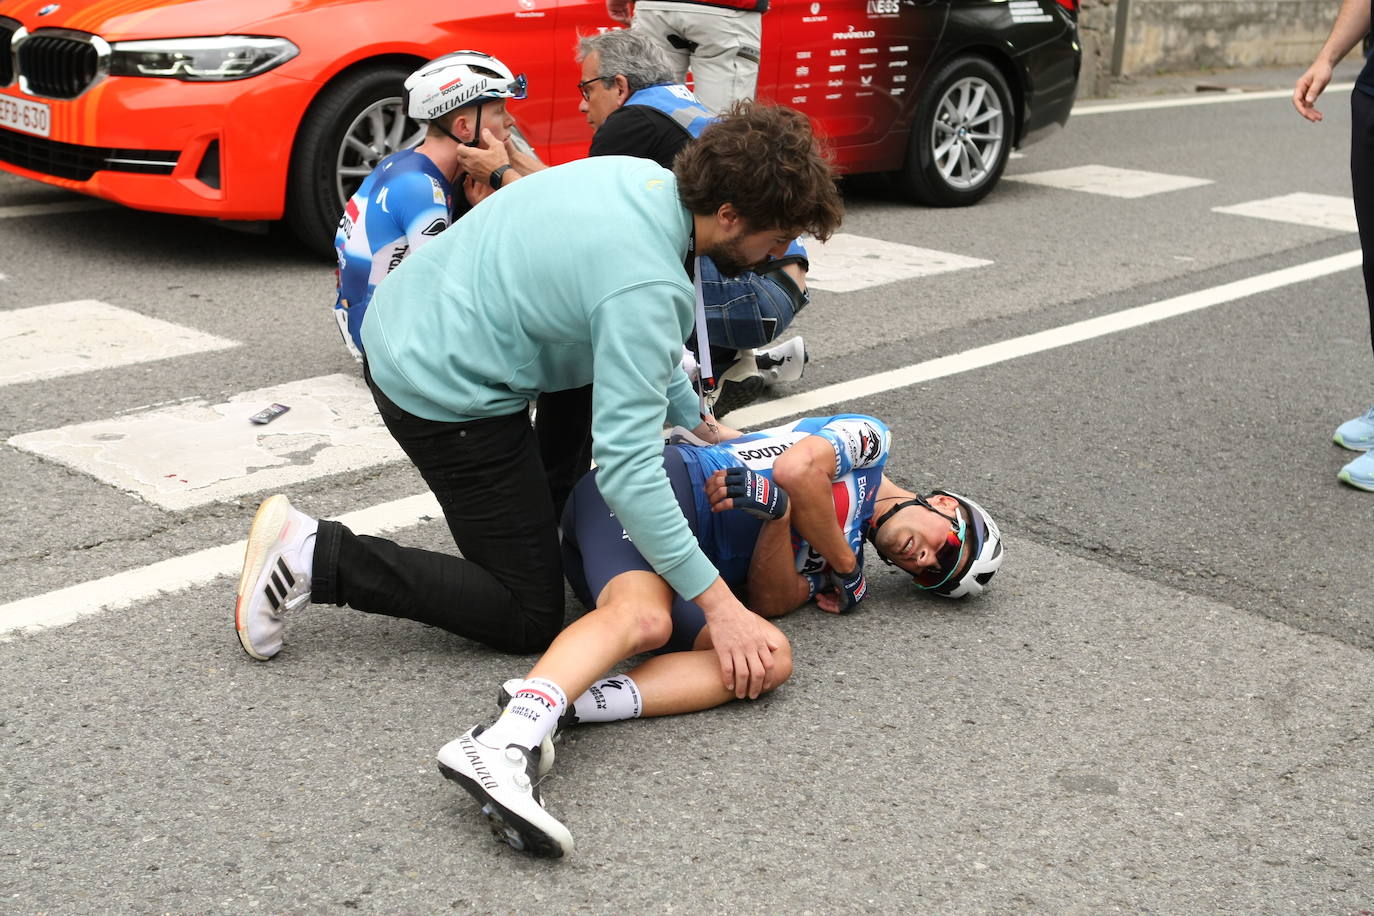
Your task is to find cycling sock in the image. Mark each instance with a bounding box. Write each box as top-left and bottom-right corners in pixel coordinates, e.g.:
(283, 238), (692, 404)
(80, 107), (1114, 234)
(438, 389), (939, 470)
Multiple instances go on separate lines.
(571, 675), (642, 723)
(481, 677), (568, 751)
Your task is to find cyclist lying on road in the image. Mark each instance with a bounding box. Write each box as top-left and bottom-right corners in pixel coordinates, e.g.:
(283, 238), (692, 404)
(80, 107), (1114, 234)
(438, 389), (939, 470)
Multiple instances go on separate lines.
(434, 414), (1004, 857)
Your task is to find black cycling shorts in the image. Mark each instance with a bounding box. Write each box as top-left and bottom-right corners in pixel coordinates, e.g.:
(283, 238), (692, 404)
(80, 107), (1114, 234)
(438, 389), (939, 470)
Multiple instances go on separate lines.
(560, 447), (711, 653)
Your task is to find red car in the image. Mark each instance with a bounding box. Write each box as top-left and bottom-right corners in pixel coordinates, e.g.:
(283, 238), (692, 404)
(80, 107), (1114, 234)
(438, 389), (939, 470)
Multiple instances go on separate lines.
(0, 0), (1079, 253)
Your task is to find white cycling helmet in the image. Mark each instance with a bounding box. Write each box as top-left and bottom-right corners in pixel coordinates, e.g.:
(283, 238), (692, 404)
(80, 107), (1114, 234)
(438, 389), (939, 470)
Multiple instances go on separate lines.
(927, 489), (1003, 599)
(403, 51), (527, 122)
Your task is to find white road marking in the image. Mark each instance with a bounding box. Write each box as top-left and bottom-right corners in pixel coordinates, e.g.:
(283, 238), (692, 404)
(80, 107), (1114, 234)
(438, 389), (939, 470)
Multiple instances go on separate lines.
(1072, 83), (1354, 116)
(728, 248), (1364, 426)
(0, 494), (442, 639)
(0, 248), (1362, 640)
(0, 300), (238, 387)
(806, 233), (992, 293)
(0, 200), (113, 219)
(1213, 192), (1358, 233)
(1006, 164), (1213, 198)
(8, 373), (404, 510)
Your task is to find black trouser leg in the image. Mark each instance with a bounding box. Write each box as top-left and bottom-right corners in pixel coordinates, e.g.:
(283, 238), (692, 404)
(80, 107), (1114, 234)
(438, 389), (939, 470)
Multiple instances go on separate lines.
(1351, 89), (1374, 358)
(535, 385), (594, 521)
(311, 374), (565, 654)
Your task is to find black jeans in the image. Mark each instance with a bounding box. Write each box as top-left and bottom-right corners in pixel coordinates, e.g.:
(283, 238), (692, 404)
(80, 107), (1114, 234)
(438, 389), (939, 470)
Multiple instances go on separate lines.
(310, 369), (567, 654)
(1352, 88), (1374, 357)
(535, 385), (594, 521)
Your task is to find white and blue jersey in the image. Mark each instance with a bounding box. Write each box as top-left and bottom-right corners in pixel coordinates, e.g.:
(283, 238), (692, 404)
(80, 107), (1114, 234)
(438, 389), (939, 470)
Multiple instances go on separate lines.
(676, 413), (891, 587)
(333, 149), (454, 359)
(561, 413), (891, 652)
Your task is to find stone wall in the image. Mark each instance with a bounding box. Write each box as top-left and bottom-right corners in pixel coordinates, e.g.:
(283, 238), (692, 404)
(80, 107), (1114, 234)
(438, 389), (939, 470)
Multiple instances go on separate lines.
(1076, 0), (1343, 98)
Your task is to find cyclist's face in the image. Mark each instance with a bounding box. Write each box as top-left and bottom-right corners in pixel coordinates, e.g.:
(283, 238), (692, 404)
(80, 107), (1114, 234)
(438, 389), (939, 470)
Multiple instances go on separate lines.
(873, 498), (967, 579)
(476, 99), (515, 142)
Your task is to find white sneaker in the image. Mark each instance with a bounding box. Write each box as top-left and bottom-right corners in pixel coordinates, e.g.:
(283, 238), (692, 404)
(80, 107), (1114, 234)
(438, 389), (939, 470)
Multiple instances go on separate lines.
(233, 495), (317, 660)
(436, 726), (574, 858)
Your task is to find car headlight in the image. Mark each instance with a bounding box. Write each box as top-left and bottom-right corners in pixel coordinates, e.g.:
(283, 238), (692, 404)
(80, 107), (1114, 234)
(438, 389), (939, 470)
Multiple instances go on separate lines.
(109, 36), (298, 81)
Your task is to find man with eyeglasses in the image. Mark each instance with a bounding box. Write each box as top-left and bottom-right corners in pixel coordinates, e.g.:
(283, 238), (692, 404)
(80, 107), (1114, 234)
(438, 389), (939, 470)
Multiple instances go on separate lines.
(435, 413), (1004, 856)
(332, 51), (526, 362)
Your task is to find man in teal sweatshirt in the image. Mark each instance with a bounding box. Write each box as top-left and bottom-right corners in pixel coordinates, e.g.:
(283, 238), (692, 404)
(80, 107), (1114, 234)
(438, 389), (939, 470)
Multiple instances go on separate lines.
(233, 102), (843, 703)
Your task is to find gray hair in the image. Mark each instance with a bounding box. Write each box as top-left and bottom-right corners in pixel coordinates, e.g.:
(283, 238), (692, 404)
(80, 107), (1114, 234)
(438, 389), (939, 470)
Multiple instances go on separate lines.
(576, 29), (676, 93)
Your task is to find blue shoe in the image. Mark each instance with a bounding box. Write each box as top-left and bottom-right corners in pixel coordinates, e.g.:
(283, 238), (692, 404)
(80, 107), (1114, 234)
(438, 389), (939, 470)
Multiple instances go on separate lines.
(1333, 405), (1374, 451)
(1338, 450), (1374, 491)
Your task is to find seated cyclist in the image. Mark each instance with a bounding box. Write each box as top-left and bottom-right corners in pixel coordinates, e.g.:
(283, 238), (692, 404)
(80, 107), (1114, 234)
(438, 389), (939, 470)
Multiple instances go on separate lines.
(332, 51), (527, 361)
(434, 414), (1004, 857)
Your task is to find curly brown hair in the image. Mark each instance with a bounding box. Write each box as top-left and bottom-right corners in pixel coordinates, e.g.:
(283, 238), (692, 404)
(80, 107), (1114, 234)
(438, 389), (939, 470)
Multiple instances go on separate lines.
(673, 100), (843, 241)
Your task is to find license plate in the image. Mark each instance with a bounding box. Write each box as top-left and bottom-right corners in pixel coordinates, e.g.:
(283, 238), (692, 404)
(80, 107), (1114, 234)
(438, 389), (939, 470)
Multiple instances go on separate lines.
(0, 94), (51, 138)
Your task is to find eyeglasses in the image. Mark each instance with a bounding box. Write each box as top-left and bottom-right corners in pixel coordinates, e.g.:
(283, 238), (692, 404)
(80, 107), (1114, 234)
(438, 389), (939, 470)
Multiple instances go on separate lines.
(577, 75), (613, 100)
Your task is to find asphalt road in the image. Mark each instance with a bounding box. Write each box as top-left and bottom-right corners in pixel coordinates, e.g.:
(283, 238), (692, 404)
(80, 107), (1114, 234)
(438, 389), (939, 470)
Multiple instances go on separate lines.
(1, 66), (1371, 912)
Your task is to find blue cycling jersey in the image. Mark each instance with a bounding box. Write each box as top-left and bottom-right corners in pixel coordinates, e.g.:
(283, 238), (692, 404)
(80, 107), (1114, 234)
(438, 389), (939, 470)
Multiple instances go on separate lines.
(674, 414), (891, 588)
(333, 149), (454, 358)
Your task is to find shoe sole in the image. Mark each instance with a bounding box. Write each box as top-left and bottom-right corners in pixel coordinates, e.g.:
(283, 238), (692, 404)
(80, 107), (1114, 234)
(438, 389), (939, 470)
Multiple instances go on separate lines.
(1338, 469), (1374, 491)
(1333, 433), (1374, 452)
(712, 375), (765, 419)
(437, 761), (570, 858)
(233, 494), (291, 661)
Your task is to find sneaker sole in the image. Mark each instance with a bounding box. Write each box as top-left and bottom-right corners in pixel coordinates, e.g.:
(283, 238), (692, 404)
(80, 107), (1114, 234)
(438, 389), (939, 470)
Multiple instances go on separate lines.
(1333, 432), (1374, 452)
(437, 761), (571, 858)
(233, 494), (291, 661)
(1338, 469), (1374, 491)
(712, 375), (765, 419)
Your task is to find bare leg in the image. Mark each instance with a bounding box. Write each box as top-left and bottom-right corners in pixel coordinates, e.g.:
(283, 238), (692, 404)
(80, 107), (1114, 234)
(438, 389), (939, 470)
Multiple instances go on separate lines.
(524, 570), (675, 703)
(620, 620), (794, 718)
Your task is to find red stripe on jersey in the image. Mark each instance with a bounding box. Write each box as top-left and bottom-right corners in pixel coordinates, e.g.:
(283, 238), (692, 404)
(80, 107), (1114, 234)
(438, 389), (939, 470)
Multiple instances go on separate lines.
(831, 481), (850, 526)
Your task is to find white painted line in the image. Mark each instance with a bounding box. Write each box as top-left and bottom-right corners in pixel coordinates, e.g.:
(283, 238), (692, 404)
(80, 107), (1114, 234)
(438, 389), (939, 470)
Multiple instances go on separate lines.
(729, 248), (1364, 426)
(0, 300), (238, 387)
(1072, 83), (1354, 116)
(806, 232), (992, 293)
(0, 248), (1362, 641)
(1213, 192), (1358, 233)
(8, 373), (405, 510)
(0, 199), (113, 219)
(0, 494), (442, 639)
(1006, 164), (1213, 198)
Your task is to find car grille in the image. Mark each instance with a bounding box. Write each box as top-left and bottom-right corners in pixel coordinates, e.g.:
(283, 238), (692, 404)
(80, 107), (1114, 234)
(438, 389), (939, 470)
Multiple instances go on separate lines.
(0, 19), (18, 86)
(0, 127), (177, 180)
(18, 33), (100, 99)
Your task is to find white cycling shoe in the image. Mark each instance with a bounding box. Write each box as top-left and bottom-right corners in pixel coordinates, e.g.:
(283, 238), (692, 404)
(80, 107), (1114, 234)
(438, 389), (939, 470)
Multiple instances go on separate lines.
(437, 726), (574, 858)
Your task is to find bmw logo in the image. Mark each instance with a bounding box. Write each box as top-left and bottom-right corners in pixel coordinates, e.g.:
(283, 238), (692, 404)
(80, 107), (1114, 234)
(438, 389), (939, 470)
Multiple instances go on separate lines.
(37, 3), (59, 14)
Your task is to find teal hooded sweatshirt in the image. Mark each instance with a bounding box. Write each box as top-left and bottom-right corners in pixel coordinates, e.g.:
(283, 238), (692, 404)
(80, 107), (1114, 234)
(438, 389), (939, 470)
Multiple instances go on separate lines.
(362, 156), (718, 600)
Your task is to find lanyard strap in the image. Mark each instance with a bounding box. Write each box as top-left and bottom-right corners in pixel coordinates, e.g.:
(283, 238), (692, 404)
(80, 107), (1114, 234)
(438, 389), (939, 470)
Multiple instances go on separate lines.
(691, 256), (715, 418)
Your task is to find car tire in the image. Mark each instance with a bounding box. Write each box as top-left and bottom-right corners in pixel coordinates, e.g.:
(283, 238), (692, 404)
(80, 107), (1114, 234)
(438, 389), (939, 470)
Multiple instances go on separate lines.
(896, 56), (1014, 207)
(285, 63), (425, 258)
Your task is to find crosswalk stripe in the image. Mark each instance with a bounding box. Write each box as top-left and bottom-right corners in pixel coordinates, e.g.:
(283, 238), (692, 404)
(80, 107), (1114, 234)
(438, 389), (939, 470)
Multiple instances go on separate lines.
(0, 249), (1362, 641)
(8, 373), (403, 510)
(1006, 164), (1213, 198)
(1212, 192), (1358, 233)
(0, 300), (238, 387)
(806, 232), (991, 293)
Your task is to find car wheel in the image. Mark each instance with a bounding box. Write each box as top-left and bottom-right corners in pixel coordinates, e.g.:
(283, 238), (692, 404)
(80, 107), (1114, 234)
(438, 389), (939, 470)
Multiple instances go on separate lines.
(285, 63), (427, 257)
(897, 56), (1014, 207)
